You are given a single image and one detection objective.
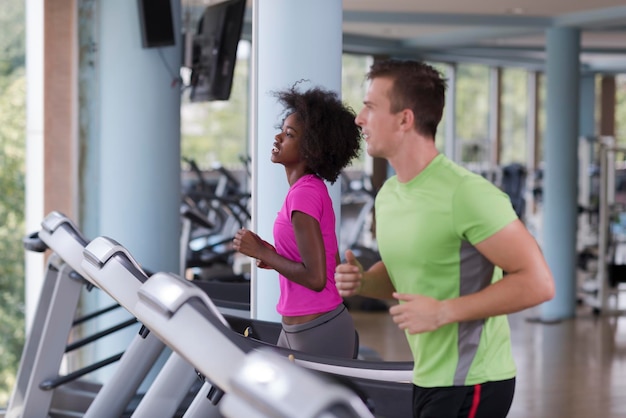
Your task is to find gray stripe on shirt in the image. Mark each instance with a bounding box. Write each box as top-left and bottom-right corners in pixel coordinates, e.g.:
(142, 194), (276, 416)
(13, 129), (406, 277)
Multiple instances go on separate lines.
(454, 240), (495, 385)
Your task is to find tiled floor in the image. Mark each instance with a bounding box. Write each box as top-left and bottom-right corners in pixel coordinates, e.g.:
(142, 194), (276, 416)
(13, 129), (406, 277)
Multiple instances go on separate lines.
(351, 301), (626, 418)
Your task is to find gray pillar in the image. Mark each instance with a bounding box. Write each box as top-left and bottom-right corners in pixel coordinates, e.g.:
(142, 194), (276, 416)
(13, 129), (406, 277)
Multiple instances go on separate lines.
(579, 74), (596, 139)
(83, 0), (182, 379)
(488, 67), (502, 167)
(251, 0), (343, 321)
(540, 27), (580, 321)
(577, 74), (596, 211)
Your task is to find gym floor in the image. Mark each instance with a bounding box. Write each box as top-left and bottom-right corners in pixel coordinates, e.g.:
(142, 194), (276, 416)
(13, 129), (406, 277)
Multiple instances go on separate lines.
(351, 300), (626, 418)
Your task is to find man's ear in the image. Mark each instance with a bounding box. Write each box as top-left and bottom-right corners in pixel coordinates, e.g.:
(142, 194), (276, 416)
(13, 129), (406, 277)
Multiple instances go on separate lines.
(399, 108), (414, 131)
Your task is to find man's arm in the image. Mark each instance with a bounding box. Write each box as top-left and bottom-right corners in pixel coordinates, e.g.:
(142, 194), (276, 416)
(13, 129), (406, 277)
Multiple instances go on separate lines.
(335, 249), (396, 299)
(391, 220), (555, 334)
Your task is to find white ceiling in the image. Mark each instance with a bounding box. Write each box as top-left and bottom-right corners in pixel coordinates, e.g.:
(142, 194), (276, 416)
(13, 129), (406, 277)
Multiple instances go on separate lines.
(340, 0), (626, 72)
(186, 0), (626, 73)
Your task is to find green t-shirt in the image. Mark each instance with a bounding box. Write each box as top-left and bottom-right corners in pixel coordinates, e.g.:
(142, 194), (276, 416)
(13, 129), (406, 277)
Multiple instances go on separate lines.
(376, 154), (518, 387)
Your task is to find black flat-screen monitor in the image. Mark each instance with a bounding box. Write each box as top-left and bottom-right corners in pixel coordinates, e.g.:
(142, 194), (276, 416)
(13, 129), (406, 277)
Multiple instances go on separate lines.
(137, 0), (176, 48)
(189, 0), (246, 102)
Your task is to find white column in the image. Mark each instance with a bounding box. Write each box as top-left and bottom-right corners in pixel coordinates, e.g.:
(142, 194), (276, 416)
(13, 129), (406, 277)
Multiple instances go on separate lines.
(86, 0), (182, 379)
(25, 0), (45, 332)
(250, 0), (343, 321)
(96, 0), (181, 272)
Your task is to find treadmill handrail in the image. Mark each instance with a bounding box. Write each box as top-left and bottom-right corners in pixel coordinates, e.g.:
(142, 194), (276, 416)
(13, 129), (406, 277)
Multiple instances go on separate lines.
(137, 271), (414, 381)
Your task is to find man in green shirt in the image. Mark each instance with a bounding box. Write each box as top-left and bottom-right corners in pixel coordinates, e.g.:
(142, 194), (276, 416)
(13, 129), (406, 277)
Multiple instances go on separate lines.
(335, 59), (555, 418)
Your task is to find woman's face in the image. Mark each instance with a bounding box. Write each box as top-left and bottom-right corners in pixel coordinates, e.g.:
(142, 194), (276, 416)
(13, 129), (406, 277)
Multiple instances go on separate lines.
(271, 112), (304, 166)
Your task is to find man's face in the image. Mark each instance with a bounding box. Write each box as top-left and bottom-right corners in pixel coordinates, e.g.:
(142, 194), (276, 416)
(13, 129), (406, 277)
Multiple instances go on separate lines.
(355, 77), (403, 159)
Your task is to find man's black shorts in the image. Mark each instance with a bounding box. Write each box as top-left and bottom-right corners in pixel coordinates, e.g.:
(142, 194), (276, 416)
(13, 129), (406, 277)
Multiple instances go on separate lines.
(412, 378), (516, 418)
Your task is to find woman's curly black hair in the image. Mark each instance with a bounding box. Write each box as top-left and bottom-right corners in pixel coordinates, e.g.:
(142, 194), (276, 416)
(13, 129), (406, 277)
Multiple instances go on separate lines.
(273, 85), (362, 184)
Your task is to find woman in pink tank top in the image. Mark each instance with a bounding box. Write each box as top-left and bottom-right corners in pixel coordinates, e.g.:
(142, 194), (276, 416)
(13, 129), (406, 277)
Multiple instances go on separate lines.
(233, 85), (362, 358)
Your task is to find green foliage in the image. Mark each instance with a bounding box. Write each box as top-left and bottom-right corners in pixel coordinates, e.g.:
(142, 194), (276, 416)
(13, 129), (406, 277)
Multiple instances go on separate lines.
(501, 68), (529, 165)
(0, 73), (26, 406)
(456, 64), (490, 162)
(341, 54), (372, 169)
(341, 54), (371, 117)
(0, 0), (26, 78)
(0, 0), (26, 405)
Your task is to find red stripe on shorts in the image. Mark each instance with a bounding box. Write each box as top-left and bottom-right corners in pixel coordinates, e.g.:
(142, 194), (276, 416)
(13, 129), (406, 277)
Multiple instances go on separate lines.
(468, 384), (482, 418)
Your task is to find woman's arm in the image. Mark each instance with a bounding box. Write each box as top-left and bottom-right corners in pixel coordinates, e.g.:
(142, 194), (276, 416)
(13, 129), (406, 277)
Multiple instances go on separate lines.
(240, 211), (327, 291)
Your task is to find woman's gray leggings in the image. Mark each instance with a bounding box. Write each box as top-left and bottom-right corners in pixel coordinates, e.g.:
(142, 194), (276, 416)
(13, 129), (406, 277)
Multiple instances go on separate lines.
(277, 304), (358, 359)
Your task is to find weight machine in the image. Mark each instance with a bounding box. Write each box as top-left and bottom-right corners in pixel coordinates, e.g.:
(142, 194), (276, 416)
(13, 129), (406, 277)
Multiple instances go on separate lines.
(578, 136), (626, 314)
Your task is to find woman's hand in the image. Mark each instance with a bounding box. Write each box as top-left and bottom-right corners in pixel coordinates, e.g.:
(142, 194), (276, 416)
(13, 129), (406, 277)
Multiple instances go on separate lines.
(233, 228), (276, 269)
(256, 240), (276, 269)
